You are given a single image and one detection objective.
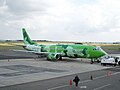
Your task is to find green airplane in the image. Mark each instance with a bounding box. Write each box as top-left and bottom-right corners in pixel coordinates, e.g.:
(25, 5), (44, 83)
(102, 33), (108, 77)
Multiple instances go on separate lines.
(22, 28), (107, 63)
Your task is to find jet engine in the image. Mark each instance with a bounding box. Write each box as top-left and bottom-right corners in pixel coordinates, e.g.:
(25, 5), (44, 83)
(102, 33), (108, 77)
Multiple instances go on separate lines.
(47, 53), (62, 60)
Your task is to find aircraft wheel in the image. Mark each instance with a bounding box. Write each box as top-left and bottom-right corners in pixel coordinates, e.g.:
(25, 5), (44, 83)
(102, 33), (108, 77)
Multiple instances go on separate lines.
(59, 55), (62, 60)
(90, 60), (94, 64)
(103, 63), (106, 66)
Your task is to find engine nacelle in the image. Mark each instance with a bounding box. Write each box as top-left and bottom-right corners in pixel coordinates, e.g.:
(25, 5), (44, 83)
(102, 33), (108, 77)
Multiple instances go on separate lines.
(47, 53), (62, 60)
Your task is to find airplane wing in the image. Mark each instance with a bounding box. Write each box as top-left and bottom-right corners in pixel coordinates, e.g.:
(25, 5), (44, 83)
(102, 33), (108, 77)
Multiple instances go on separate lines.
(11, 49), (49, 54)
(8, 43), (23, 47)
(11, 49), (36, 53)
(11, 49), (62, 60)
(11, 49), (61, 55)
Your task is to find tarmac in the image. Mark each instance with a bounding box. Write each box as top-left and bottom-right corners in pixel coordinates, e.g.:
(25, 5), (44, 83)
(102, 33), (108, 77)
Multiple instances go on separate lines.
(0, 50), (119, 90)
(0, 58), (110, 87)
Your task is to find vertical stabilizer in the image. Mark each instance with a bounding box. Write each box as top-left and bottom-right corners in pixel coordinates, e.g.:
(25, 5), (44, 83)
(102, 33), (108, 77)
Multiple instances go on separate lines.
(22, 28), (36, 45)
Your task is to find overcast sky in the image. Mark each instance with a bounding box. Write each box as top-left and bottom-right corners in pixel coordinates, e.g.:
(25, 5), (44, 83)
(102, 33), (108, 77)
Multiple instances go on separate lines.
(0, 0), (120, 42)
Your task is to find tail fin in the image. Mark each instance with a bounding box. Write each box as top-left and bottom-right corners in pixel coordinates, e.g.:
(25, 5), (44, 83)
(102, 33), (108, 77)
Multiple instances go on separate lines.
(22, 28), (36, 45)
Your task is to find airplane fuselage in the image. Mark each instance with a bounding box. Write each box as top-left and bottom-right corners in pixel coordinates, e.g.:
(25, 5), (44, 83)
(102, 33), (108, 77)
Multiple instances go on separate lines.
(22, 28), (107, 61)
(24, 44), (106, 59)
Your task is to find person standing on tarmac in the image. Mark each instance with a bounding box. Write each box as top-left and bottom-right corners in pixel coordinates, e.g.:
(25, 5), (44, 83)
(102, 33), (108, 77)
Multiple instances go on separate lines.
(115, 57), (118, 65)
(73, 75), (80, 87)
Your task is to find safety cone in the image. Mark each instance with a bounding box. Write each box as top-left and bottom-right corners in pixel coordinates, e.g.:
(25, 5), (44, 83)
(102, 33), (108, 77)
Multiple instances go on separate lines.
(107, 71), (112, 76)
(69, 79), (72, 86)
(90, 75), (93, 80)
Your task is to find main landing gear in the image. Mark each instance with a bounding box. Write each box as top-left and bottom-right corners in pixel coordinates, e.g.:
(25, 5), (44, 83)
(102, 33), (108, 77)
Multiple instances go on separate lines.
(90, 59), (94, 64)
(90, 58), (100, 64)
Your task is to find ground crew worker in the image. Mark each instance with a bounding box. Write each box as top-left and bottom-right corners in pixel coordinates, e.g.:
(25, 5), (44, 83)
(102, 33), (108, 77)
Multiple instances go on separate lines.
(114, 57), (118, 66)
(73, 75), (80, 87)
(115, 57), (118, 63)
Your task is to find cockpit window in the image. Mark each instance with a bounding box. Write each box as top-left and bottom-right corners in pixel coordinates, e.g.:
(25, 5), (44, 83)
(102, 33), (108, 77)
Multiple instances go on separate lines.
(93, 48), (97, 50)
(93, 47), (100, 50)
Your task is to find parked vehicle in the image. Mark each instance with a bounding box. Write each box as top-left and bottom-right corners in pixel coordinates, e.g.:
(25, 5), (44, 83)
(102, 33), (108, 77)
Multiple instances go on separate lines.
(101, 56), (120, 66)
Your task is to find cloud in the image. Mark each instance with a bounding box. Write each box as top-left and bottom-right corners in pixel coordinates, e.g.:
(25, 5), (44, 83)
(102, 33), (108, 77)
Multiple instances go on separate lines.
(6, 0), (49, 14)
(0, 0), (120, 42)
